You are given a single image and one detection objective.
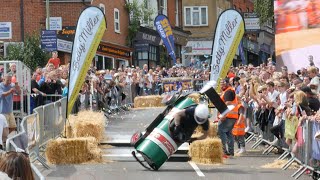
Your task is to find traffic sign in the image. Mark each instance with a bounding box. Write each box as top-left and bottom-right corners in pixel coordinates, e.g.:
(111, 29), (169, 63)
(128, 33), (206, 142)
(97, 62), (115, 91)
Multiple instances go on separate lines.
(41, 30), (57, 52)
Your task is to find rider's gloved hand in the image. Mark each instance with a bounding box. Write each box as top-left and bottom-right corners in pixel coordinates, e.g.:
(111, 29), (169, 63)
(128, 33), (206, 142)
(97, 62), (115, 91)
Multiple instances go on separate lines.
(188, 138), (197, 145)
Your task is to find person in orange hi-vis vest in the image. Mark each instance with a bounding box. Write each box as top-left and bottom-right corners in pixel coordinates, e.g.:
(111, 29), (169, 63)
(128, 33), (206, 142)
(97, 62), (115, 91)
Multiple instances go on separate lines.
(232, 104), (246, 154)
(217, 78), (239, 157)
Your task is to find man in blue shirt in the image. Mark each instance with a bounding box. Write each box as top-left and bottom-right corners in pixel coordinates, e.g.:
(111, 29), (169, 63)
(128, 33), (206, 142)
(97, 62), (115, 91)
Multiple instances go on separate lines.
(0, 74), (21, 133)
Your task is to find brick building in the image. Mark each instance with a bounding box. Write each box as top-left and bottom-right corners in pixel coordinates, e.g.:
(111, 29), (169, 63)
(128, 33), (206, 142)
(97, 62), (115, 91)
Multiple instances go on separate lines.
(131, 0), (190, 68)
(232, 0), (254, 12)
(0, 0), (133, 69)
(231, 0), (274, 66)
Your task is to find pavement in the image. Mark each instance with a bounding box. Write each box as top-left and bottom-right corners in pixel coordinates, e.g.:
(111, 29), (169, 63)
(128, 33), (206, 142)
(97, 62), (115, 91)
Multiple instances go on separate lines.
(35, 107), (312, 180)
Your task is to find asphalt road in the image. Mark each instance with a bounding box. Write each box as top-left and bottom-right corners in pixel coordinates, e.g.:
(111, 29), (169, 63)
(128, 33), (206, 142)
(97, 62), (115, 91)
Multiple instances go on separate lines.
(36, 107), (312, 180)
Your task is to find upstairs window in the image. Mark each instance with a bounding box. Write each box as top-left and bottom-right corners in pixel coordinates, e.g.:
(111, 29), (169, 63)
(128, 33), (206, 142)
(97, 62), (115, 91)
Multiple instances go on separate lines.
(184, 6), (208, 26)
(114, 8), (120, 33)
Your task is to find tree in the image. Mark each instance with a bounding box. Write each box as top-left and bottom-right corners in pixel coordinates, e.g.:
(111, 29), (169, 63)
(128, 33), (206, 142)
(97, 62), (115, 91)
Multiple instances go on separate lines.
(1, 33), (50, 71)
(125, 0), (154, 46)
(253, 0), (274, 25)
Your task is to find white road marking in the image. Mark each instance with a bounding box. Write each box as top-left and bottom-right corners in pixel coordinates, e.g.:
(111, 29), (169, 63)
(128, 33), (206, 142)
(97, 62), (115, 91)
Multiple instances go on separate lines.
(189, 161), (205, 177)
(102, 154), (140, 157)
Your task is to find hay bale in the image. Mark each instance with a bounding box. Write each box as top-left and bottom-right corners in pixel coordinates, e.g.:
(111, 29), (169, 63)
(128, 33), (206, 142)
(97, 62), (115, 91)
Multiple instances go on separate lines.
(189, 138), (223, 164)
(45, 137), (102, 164)
(63, 125), (73, 138)
(67, 111), (105, 141)
(261, 160), (299, 169)
(134, 95), (164, 108)
(193, 121), (218, 138)
(208, 122), (218, 138)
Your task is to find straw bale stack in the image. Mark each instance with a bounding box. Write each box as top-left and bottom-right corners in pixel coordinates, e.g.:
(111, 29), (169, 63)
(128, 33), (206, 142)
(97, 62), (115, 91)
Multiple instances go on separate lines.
(189, 138), (223, 164)
(45, 137), (102, 164)
(67, 111), (105, 141)
(194, 121), (218, 138)
(134, 95), (165, 108)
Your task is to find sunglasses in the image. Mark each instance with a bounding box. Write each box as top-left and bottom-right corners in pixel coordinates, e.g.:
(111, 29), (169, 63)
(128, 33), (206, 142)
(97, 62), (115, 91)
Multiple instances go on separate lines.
(5, 151), (29, 158)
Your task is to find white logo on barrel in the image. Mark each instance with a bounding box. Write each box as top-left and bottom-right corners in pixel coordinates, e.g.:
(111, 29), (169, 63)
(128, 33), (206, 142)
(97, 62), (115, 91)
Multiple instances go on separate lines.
(147, 128), (178, 157)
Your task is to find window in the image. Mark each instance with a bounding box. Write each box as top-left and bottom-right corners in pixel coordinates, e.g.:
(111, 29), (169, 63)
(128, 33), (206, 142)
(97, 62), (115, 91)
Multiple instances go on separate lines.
(114, 8), (120, 33)
(137, 52), (148, 60)
(142, 0), (151, 26)
(266, 20), (273, 28)
(149, 45), (157, 61)
(184, 6), (208, 26)
(233, 5), (236, 9)
(239, 8), (242, 12)
(99, 3), (105, 14)
(175, 0), (180, 27)
(160, 0), (168, 16)
(246, 7), (250, 12)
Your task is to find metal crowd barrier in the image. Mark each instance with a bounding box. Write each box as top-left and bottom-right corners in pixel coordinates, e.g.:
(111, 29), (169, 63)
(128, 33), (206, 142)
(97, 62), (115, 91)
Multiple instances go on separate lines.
(5, 97), (67, 180)
(245, 118), (320, 179)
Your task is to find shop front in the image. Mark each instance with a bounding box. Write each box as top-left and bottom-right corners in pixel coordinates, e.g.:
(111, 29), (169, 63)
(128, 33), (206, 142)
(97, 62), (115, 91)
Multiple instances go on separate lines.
(133, 27), (161, 68)
(56, 26), (76, 64)
(259, 43), (272, 64)
(243, 38), (260, 66)
(95, 41), (133, 70)
(184, 40), (212, 67)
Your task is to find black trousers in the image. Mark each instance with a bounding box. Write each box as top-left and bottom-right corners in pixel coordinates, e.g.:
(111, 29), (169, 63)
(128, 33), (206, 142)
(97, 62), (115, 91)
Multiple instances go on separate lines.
(270, 120), (284, 140)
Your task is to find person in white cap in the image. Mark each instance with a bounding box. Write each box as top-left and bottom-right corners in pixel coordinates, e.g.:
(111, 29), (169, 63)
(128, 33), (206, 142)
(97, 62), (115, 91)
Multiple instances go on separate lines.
(169, 103), (209, 143)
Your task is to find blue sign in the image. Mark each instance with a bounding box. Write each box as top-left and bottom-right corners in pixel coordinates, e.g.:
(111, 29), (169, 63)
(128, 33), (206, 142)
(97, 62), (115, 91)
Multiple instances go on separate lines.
(238, 40), (246, 65)
(41, 30), (57, 52)
(154, 15), (176, 64)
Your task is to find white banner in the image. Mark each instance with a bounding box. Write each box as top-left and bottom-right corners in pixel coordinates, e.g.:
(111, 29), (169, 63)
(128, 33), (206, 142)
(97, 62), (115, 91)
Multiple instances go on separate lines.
(57, 39), (72, 53)
(68, 7), (106, 116)
(210, 9), (245, 91)
(0, 22), (12, 39)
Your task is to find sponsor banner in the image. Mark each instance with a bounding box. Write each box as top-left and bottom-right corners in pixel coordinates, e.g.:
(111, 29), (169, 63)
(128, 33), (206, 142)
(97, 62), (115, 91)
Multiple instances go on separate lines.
(57, 39), (72, 53)
(274, 0), (320, 72)
(41, 30), (57, 52)
(67, 6), (106, 116)
(146, 128), (177, 157)
(244, 12), (260, 32)
(210, 9), (245, 91)
(0, 22), (12, 39)
(154, 14), (176, 64)
(163, 80), (192, 93)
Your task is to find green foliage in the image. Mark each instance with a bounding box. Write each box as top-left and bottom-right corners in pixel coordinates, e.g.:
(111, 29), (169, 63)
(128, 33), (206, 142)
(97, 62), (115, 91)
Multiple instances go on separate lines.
(125, 0), (154, 47)
(253, 0), (274, 25)
(4, 43), (24, 61)
(1, 33), (50, 71)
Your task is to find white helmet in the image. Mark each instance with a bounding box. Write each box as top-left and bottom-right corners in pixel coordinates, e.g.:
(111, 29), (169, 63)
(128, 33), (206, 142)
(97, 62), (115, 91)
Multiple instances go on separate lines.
(194, 104), (209, 124)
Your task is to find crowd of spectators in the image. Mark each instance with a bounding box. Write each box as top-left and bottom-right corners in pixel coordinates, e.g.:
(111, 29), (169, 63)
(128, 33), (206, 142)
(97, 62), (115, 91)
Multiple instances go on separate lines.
(220, 58), (320, 160)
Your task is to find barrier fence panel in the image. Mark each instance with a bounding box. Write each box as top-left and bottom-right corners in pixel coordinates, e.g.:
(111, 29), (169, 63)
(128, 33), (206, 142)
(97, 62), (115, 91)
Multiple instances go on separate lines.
(41, 103), (55, 147)
(53, 98), (67, 138)
(123, 84), (133, 106)
(33, 106), (44, 145)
